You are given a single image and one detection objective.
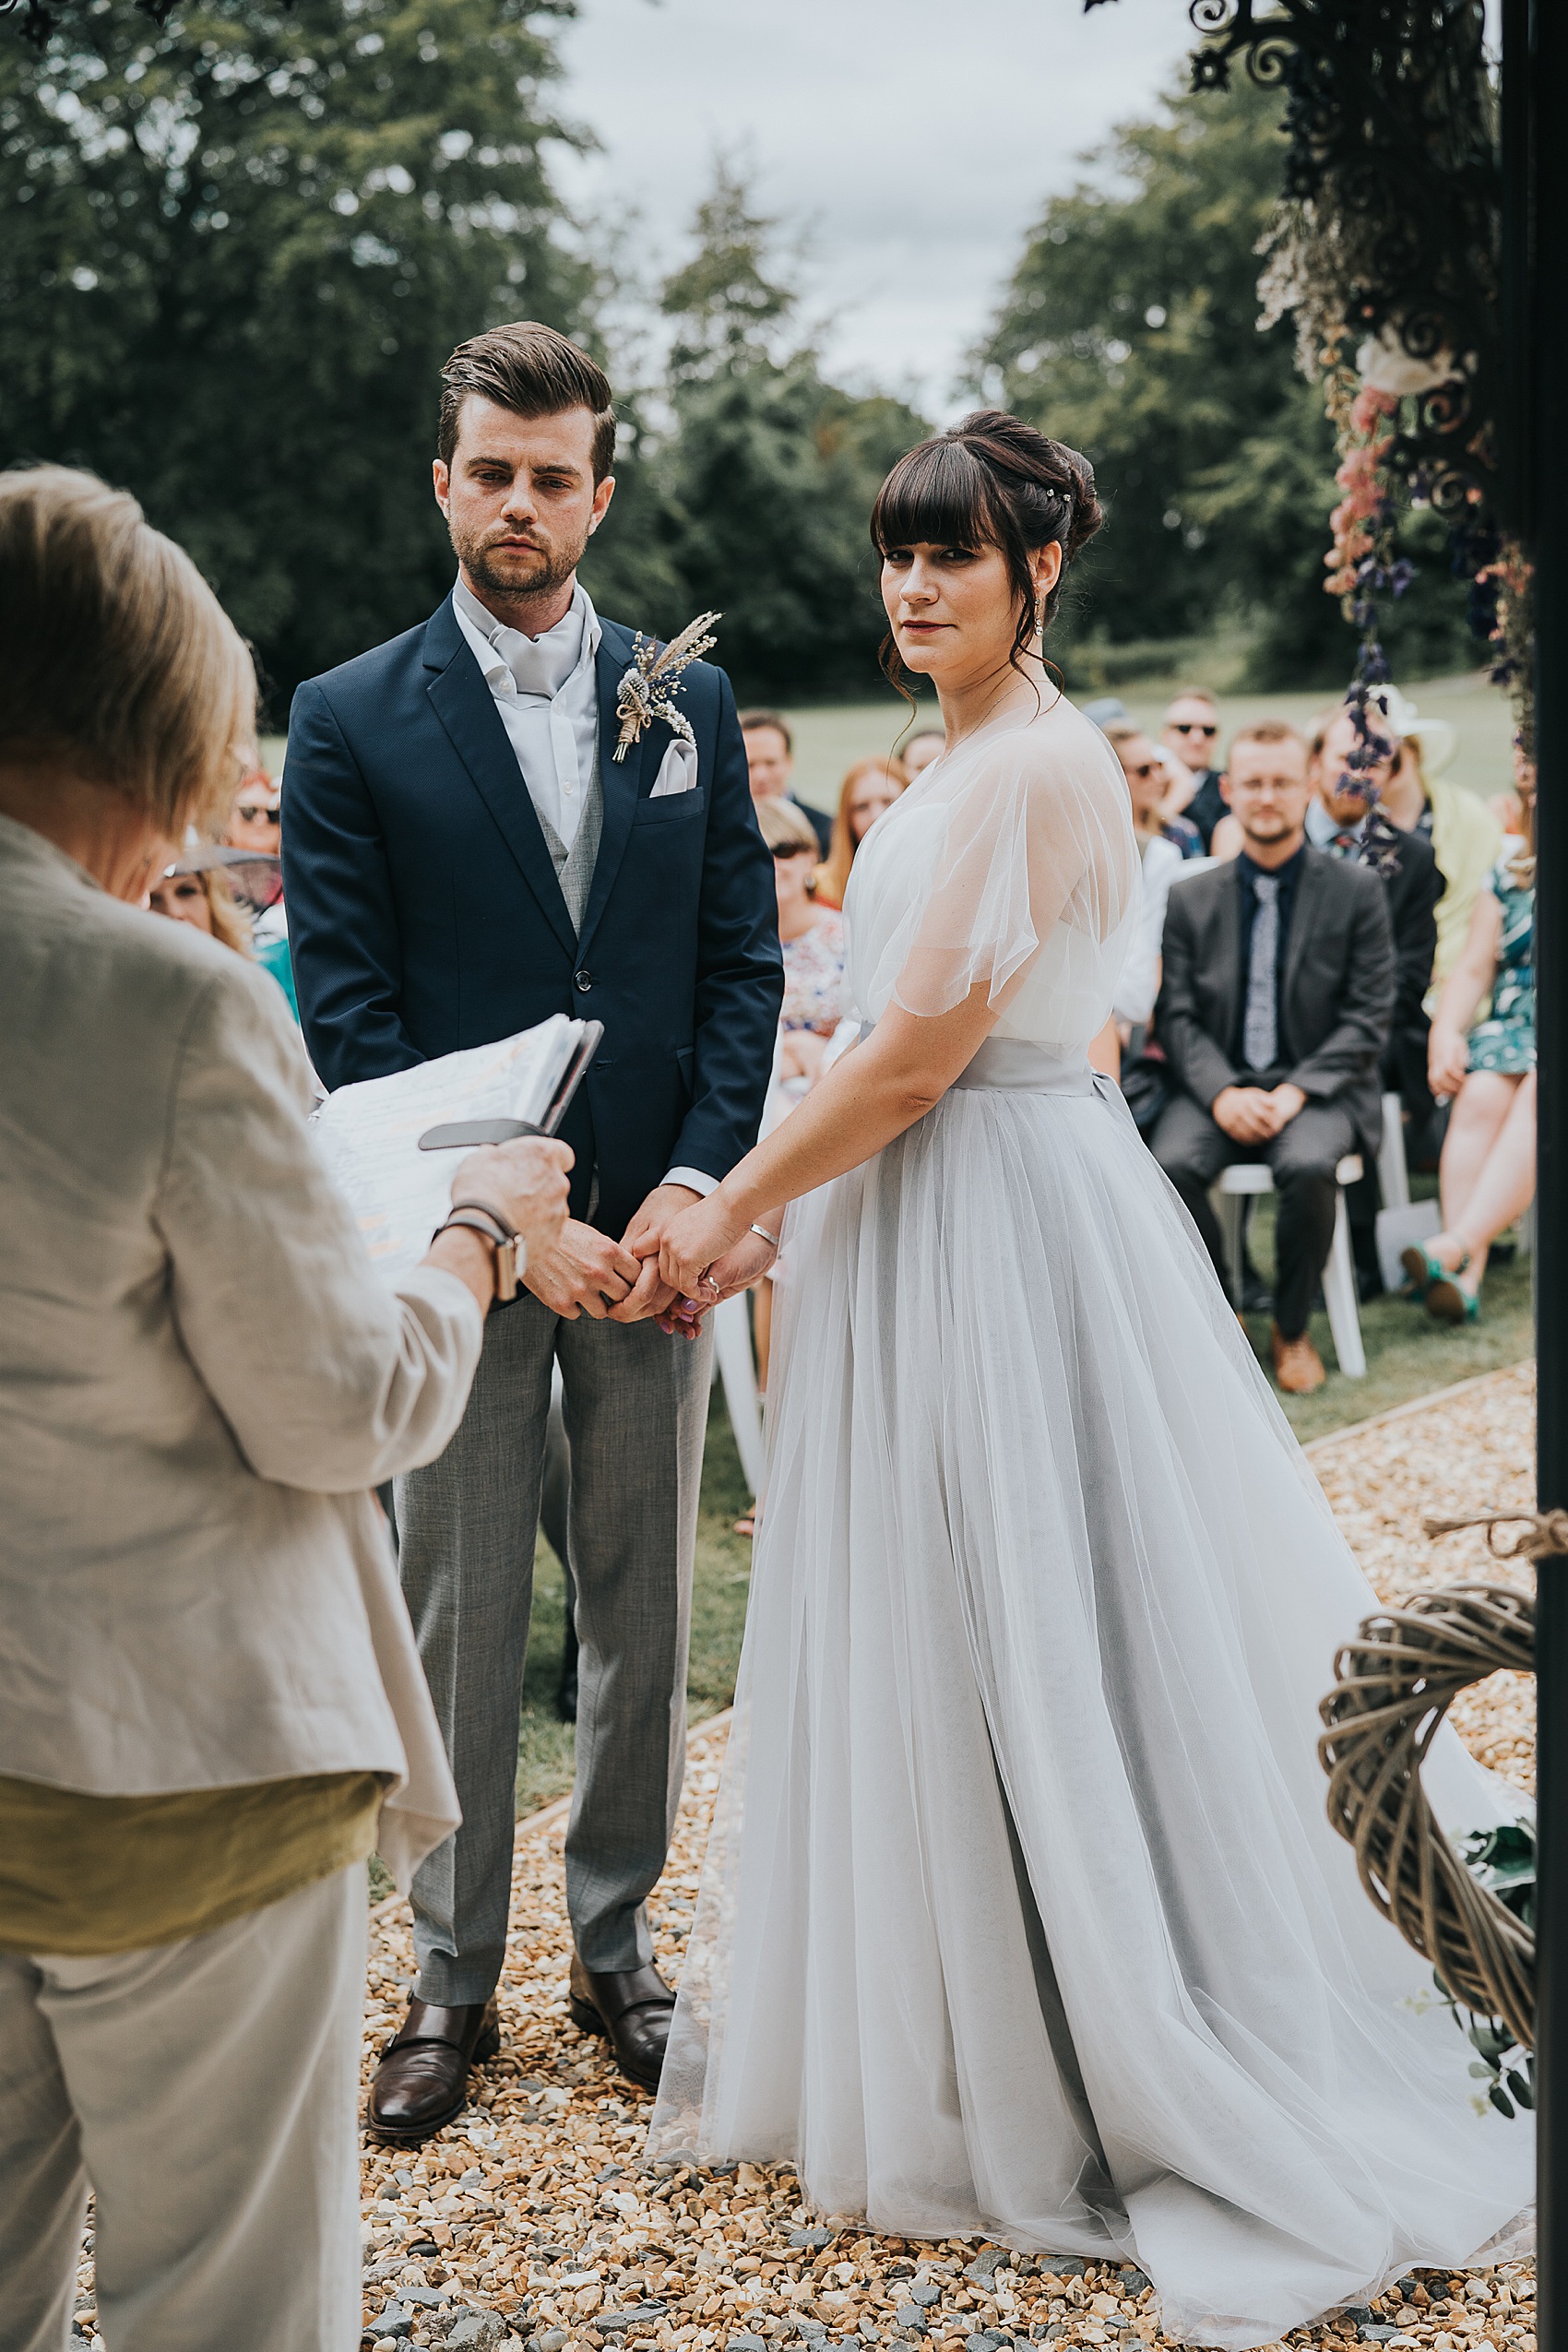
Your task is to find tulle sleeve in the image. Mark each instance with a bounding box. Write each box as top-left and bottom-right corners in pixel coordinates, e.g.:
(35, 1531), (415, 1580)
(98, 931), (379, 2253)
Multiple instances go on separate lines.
(853, 712), (1138, 1029)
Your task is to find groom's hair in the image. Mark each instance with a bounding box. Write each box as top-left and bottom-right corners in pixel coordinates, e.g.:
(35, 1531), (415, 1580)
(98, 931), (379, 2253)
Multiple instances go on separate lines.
(439, 323), (616, 480)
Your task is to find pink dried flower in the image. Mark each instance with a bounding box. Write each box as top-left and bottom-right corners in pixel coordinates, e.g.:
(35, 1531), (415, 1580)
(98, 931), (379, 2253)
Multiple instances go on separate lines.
(1350, 386), (1398, 434)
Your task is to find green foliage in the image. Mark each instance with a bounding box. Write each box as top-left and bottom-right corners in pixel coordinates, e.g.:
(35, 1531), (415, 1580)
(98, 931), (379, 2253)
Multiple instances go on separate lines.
(976, 76), (1477, 688)
(1434, 1820), (1535, 2120)
(585, 163), (929, 702)
(0, 0), (589, 705)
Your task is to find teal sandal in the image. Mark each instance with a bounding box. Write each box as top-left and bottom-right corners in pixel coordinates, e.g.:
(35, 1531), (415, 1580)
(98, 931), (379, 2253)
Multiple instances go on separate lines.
(1398, 1244), (1436, 1301)
(1411, 1241), (1479, 1324)
(1427, 1271), (1480, 1325)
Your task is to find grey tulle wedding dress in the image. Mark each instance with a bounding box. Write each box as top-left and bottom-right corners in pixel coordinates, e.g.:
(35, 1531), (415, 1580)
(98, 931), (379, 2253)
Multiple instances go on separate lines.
(647, 690), (1532, 2348)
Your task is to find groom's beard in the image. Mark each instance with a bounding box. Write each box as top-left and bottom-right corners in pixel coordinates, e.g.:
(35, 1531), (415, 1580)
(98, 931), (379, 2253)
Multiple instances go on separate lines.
(453, 516), (588, 611)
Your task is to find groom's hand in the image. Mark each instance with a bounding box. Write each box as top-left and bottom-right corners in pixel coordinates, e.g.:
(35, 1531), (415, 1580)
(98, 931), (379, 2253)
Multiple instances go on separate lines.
(612, 1182), (701, 1323)
(522, 1218), (640, 1320)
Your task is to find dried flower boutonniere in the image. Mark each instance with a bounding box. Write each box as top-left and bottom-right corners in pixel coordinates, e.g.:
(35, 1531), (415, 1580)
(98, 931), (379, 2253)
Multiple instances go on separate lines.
(612, 612), (720, 762)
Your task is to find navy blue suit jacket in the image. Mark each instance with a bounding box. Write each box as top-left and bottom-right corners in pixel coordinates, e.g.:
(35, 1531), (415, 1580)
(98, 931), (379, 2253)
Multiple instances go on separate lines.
(281, 596), (783, 1236)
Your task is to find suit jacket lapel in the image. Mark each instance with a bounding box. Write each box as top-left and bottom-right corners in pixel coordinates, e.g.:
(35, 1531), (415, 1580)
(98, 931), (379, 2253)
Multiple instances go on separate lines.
(576, 625), (653, 962)
(1212, 863), (1242, 1051)
(422, 598), (576, 959)
(1283, 849), (1324, 1033)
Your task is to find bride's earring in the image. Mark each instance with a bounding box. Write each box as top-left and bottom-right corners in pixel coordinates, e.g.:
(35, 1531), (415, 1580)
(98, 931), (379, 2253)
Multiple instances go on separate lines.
(1034, 588), (1048, 640)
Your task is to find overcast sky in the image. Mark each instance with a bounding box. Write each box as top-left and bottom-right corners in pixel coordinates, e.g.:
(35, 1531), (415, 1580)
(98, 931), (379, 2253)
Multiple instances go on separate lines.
(550, 0), (1201, 418)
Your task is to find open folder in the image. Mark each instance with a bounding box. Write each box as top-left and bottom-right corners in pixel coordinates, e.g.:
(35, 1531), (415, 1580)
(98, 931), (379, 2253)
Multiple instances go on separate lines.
(311, 1015), (589, 1283)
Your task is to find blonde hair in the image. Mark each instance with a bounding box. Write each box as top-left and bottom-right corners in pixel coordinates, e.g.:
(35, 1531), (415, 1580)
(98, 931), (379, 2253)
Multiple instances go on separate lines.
(755, 795), (821, 856)
(199, 865), (256, 956)
(816, 755), (908, 907)
(0, 465), (255, 837)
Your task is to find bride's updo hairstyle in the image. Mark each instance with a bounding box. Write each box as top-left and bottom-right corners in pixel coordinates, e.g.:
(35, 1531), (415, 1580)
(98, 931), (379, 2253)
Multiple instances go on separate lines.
(870, 410), (1103, 679)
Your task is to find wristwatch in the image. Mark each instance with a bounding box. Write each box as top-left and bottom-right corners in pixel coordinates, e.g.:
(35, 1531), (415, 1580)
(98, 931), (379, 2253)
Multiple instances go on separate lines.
(434, 1202), (524, 1302)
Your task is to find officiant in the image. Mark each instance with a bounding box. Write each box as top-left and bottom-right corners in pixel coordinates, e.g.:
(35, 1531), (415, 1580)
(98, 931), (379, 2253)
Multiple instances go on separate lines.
(282, 322), (781, 2130)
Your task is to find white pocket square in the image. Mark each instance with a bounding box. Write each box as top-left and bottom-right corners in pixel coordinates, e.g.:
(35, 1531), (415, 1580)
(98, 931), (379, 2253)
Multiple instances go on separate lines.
(649, 741), (700, 799)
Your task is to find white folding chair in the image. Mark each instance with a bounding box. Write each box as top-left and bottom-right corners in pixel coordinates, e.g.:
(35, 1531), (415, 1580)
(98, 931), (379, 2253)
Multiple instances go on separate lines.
(1214, 1154), (1367, 1378)
(711, 1293), (766, 1500)
(1377, 1090), (1411, 1209)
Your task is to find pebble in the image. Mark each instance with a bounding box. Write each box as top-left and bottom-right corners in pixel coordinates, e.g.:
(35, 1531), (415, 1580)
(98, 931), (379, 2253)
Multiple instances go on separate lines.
(446, 2314), (507, 2350)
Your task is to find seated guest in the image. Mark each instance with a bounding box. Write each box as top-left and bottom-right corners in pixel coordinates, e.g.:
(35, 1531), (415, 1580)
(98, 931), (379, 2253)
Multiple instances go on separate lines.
(900, 725), (944, 778)
(1160, 684), (1228, 849)
(1308, 704), (1444, 1293)
(1405, 762), (1536, 1324)
(150, 844), (302, 1020)
(761, 797), (847, 1097)
(1354, 683), (1501, 996)
(744, 798), (848, 1466)
(814, 754), (907, 909)
(223, 761), (284, 907)
(1150, 719), (1394, 1396)
(740, 707), (832, 856)
(0, 465), (571, 2350)
(1105, 719), (1203, 857)
(1105, 724), (1188, 1039)
(148, 849), (257, 956)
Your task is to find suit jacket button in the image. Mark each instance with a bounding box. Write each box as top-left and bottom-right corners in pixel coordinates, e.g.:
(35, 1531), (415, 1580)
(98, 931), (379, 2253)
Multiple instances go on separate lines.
(574, 968), (593, 991)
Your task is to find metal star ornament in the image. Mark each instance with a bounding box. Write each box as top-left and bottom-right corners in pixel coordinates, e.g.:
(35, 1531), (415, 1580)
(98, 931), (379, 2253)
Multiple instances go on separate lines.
(612, 612), (720, 762)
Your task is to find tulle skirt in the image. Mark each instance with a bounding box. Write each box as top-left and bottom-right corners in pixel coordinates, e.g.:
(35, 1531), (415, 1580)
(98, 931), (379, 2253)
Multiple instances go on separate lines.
(648, 1043), (1532, 2347)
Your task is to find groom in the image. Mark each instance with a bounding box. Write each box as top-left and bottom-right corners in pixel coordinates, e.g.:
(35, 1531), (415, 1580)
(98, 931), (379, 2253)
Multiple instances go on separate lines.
(282, 322), (781, 2132)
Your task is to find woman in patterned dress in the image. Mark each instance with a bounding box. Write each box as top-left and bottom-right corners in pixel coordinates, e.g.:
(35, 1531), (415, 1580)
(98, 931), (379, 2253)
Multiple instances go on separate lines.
(1403, 755), (1536, 1324)
(737, 797), (851, 1527)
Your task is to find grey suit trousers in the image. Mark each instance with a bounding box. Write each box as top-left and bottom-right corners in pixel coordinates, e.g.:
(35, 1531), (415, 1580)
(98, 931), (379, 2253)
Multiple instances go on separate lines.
(396, 1296), (713, 2002)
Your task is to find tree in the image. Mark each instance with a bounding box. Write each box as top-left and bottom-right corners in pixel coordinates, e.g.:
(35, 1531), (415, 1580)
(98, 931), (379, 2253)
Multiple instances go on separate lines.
(609, 164), (930, 702)
(0, 0), (588, 710)
(975, 75), (1476, 686)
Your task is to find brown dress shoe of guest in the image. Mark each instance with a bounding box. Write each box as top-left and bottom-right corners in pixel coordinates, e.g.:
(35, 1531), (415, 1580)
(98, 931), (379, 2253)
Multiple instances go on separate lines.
(365, 1997), (501, 2144)
(568, 1953), (676, 2092)
(1271, 1324), (1326, 1395)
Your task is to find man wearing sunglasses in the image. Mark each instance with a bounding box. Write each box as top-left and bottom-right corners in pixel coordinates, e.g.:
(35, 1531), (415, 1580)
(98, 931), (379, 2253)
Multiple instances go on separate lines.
(226, 773), (282, 855)
(1161, 687), (1227, 852)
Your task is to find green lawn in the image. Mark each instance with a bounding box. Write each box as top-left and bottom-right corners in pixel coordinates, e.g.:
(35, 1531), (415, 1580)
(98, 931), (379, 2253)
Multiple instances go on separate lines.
(1239, 1186), (1533, 1445)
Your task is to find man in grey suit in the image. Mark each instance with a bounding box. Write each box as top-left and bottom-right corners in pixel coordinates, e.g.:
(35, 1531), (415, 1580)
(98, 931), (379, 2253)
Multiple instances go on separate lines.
(1149, 719), (1394, 1396)
(283, 324), (782, 2132)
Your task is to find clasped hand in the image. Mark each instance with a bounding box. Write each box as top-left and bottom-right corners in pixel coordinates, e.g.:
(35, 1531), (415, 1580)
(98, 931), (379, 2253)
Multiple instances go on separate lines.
(1211, 1081), (1307, 1145)
(517, 1182), (773, 1328)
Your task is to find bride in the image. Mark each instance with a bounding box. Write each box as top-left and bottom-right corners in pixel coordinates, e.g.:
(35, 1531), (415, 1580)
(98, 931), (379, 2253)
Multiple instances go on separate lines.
(647, 412), (1531, 2347)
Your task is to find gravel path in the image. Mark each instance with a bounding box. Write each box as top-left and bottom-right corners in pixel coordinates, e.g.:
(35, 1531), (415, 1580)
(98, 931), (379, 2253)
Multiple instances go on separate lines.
(67, 1368), (1541, 2352)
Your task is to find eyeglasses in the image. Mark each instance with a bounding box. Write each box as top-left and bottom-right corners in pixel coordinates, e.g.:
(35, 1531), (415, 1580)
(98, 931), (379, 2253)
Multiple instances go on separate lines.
(771, 842), (813, 861)
(235, 803), (281, 826)
(1170, 720), (1218, 739)
(1127, 762), (1162, 782)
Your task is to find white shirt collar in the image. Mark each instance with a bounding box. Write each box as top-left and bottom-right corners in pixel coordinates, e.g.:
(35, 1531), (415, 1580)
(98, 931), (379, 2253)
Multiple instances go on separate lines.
(1307, 796), (1366, 847)
(452, 577), (601, 702)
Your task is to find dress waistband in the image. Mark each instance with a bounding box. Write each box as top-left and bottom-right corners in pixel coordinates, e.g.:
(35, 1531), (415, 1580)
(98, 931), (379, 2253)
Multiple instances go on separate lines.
(954, 1038), (1100, 1096)
(857, 1025), (1101, 1098)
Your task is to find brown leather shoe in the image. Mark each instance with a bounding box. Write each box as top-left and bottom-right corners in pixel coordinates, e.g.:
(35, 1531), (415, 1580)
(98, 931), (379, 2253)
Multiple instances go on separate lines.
(568, 1954), (675, 2092)
(1271, 1324), (1326, 1395)
(365, 1997), (501, 2144)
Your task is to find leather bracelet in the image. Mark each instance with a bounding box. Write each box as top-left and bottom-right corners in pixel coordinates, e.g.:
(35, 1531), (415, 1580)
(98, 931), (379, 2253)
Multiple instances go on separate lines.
(434, 1204), (523, 1303)
(750, 1222), (780, 1249)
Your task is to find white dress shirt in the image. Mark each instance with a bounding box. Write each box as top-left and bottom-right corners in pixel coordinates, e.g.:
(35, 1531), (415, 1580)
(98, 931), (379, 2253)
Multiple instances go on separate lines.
(451, 576), (718, 1201)
(452, 576), (601, 853)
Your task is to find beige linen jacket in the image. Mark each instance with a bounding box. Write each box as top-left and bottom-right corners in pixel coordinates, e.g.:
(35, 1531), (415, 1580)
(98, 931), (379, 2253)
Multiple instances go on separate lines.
(0, 813), (481, 1887)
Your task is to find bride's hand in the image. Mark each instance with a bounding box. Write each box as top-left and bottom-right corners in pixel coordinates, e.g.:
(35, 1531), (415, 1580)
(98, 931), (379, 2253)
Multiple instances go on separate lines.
(659, 1192), (749, 1301)
(657, 1228), (778, 1337)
